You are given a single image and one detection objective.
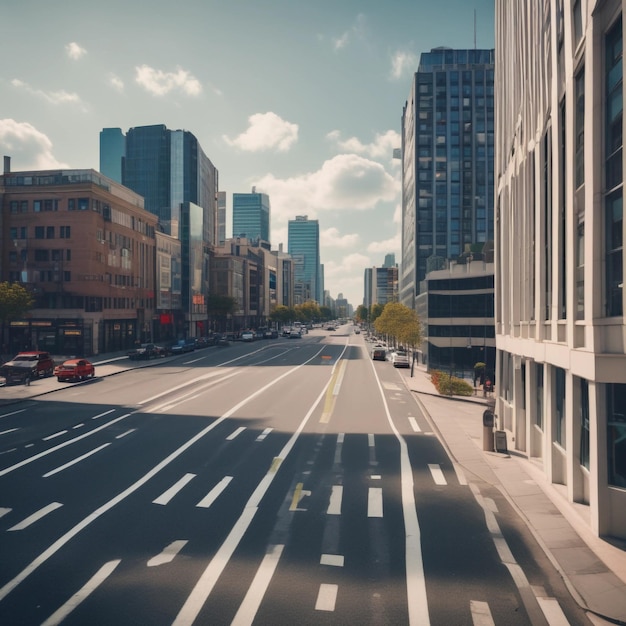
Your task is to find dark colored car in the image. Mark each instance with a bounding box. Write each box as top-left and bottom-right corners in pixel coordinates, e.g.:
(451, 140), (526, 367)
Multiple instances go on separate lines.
(170, 338), (196, 354)
(371, 348), (387, 361)
(127, 343), (166, 360)
(0, 351), (55, 382)
(55, 358), (95, 382)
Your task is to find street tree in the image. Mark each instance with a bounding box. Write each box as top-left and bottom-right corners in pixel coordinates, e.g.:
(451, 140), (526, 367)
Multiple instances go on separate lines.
(206, 294), (238, 332)
(374, 302), (423, 357)
(355, 304), (369, 325)
(0, 281), (34, 351)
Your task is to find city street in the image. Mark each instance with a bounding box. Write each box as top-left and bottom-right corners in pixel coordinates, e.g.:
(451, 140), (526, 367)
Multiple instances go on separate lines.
(0, 328), (596, 624)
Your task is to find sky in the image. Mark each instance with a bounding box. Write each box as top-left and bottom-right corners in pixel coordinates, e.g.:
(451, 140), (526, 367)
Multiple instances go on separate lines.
(0, 0), (495, 308)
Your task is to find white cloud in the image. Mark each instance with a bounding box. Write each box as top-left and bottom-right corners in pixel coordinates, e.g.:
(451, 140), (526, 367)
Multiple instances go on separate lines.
(223, 112), (298, 152)
(11, 79), (85, 109)
(134, 64), (202, 96)
(367, 233), (400, 256)
(256, 153), (399, 222)
(390, 50), (418, 80)
(321, 227), (360, 249)
(325, 253), (372, 305)
(332, 14), (366, 51)
(327, 129), (401, 161)
(0, 119), (68, 169)
(109, 74), (124, 91)
(65, 42), (87, 60)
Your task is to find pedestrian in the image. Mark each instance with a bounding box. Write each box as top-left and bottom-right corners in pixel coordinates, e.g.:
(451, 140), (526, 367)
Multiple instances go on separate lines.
(483, 378), (492, 397)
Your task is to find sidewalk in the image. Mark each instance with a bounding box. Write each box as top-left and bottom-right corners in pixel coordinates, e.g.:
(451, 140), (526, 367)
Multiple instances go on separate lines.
(399, 364), (626, 625)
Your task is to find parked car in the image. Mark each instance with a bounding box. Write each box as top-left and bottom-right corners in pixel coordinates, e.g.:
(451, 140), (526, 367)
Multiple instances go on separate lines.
(289, 329), (302, 338)
(127, 343), (166, 360)
(241, 331), (255, 342)
(0, 375), (6, 387)
(391, 350), (410, 368)
(169, 338), (196, 354)
(0, 351), (55, 381)
(371, 347), (387, 361)
(55, 358), (95, 382)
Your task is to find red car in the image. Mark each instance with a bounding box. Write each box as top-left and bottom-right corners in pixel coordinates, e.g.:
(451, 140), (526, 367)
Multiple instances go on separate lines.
(55, 358), (95, 382)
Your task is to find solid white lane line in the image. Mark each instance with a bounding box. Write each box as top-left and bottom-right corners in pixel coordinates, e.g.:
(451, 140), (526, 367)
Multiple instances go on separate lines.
(255, 428), (273, 441)
(196, 476), (233, 508)
(315, 583), (338, 611)
(408, 417), (421, 432)
(453, 463), (468, 485)
(153, 473), (196, 505)
(227, 426), (246, 441)
(368, 487), (383, 518)
(0, 507), (12, 518)
(536, 597), (570, 626)
(8, 502), (63, 531)
(428, 464), (447, 485)
(41, 559), (121, 626)
(231, 544), (284, 626)
(0, 413), (131, 478)
(320, 553), (344, 567)
(368, 433), (375, 447)
(0, 428), (19, 436)
(147, 540), (189, 567)
(43, 430), (68, 441)
(470, 600), (495, 626)
(43, 444), (111, 478)
(172, 346), (343, 626)
(72, 423), (85, 430)
(327, 485), (343, 515)
(370, 356), (430, 625)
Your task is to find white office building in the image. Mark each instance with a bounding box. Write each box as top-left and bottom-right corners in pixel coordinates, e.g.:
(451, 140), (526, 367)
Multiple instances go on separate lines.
(495, 0), (625, 539)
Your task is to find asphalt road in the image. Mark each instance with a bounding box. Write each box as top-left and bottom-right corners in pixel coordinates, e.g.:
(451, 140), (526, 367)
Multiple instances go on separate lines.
(0, 328), (592, 625)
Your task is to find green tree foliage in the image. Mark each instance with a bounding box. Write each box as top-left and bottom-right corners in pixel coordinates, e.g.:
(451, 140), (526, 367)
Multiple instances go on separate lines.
(269, 305), (293, 325)
(296, 300), (321, 322)
(0, 282), (34, 325)
(355, 304), (369, 324)
(370, 303), (385, 324)
(319, 306), (333, 321)
(373, 302), (422, 349)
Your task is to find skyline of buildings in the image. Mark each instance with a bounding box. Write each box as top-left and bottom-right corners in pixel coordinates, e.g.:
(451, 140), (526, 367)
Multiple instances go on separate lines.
(232, 190), (270, 244)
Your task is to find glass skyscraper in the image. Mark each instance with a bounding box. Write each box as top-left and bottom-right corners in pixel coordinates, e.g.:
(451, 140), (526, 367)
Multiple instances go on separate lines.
(99, 124), (219, 248)
(232, 191), (270, 244)
(288, 215), (320, 304)
(400, 48), (495, 307)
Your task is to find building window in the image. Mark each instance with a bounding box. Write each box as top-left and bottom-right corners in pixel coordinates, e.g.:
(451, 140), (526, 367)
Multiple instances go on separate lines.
(35, 226), (44, 239)
(607, 383), (626, 488)
(579, 378), (590, 470)
(60, 226), (71, 238)
(573, 0), (583, 47)
(46, 226), (54, 239)
(33, 200), (41, 212)
(576, 213), (585, 319)
(575, 68), (585, 188)
(555, 367), (566, 447)
(605, 18), (623, 317)
(10, 200), (18, 213)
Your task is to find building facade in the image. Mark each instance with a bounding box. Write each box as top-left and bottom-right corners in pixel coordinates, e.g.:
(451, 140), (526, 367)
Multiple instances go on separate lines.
(288, 215), (321, 304)
(0, 163), (158, 356)
(363, 265), (399, 309)
(495, 0), (626, 539)
(100, 124), (219, 337)
(415, 259), (495, 377)
(232, 190), (270, 244)
(400, 48), (495, 309)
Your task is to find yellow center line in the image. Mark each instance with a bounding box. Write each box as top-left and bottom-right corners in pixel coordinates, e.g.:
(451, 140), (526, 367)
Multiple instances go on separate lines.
(320, 360), (347, 423)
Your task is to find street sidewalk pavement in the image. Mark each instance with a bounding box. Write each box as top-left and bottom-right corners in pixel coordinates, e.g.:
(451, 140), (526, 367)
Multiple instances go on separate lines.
(2, 350), (626, 623)
(398, 363), (626, 626)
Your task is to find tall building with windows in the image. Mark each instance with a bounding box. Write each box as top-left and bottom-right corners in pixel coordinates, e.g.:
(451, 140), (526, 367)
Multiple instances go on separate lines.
(364, 263), (398, 309)
(288, 215), (320, 304)
(100, 124), (219, 248)
(495, 1), (625, 540)
(232, 190), (270, 244)
(400, 48), (495, 308)
(217, 191), (226, 245)
(100, 124), (219, 337)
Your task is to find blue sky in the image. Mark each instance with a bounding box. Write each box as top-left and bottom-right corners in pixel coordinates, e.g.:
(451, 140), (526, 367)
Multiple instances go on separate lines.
(0, 0), (495, 307)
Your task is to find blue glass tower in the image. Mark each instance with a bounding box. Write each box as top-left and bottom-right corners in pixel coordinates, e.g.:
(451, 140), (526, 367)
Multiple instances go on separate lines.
(232, 191), (270, 244)
(288, 215), (320, 304)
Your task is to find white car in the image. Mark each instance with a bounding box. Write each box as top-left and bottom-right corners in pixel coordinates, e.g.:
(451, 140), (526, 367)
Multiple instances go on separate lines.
(391, 350), (410, 368)
(241, 331), (255, 341)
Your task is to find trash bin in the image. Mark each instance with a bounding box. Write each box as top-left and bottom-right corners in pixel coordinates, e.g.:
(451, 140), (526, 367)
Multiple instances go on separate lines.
(482, 410), (495, 452)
